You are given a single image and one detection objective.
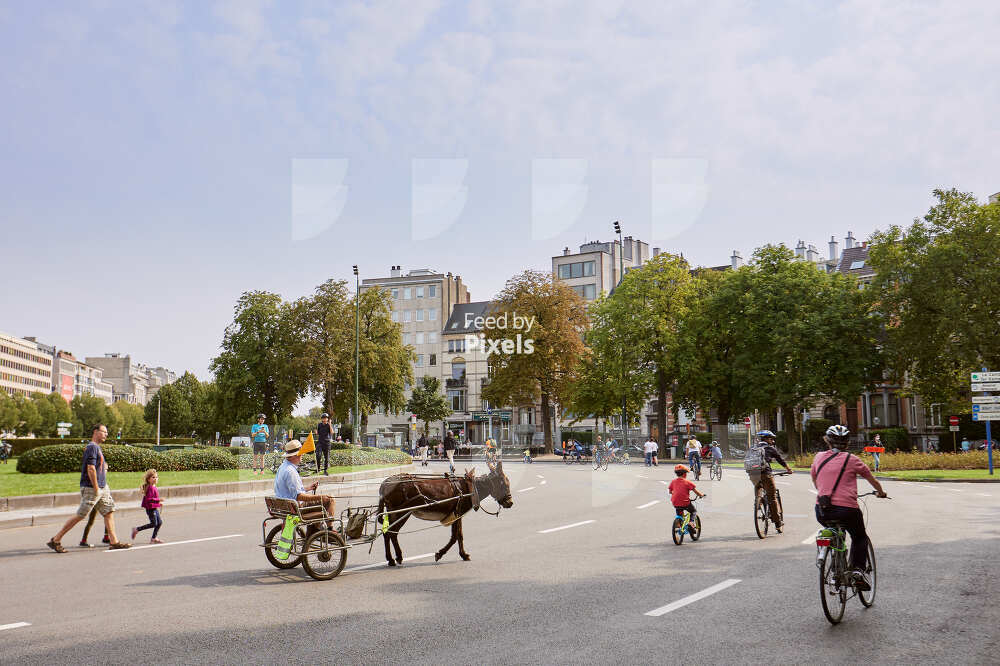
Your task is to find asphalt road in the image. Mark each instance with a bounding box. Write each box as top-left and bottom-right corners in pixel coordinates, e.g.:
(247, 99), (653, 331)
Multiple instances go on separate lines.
(2, 460), (998, 665)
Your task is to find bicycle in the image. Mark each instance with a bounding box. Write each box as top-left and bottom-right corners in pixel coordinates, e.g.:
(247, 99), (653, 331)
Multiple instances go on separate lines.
(815, 491), (889, 624)
(710, 458), (723, 480)
(671, 495), (706, 545)
(753, 469), (791, 538)
(688, 456), (702, 480)
(483, 449), (499, 465)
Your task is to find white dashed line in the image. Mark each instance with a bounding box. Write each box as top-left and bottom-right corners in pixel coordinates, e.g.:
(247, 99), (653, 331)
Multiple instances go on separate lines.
(540, 480), (547, 485)
(660, 480), (669, 486)
(638, 475), (648, 479)
(645, 579), (742, 617)
(977, 493), (992, 497)
(520, 486), (536, 492)
(539, 520), (595, 534)
(345, 553), (435, 572)
(808, 489), (818, 495)
(946, 488), (963, 493)
(0, 622), (31, 632)
(636, 500), (660, 510)
(801, 533), (819, 545)
(105, 534), (243, 552)
(536, 475), (545, 479)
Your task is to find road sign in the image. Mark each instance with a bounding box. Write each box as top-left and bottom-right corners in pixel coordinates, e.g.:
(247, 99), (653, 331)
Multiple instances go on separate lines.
(56, 427), (70, 436)
(971, 371), (1000, 383)
(972, 411), (1000, 421)
(972, 382), (1000, 392)
(949, 415), (960, 426)
(744, 417), (751, 429)
(949, 425), (960, 431)
(57, 422), (73, 428)
(973, 395), (1000, 405)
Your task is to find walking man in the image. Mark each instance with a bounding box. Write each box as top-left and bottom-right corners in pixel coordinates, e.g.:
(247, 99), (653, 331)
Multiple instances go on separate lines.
(251, 414), (269, 475)
(417, 432), (429, 466)
(444, 430), (457, 473)
(47, 424), (130, 552)
(643, 437), (657, 467)
(316, 412), (334, 475)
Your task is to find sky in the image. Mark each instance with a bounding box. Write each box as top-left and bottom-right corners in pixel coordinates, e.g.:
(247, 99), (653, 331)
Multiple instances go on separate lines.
(2, 0), (998, 403)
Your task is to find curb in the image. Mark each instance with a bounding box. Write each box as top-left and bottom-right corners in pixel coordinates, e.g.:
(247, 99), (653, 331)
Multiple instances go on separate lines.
(874, 475), (1000, 483)
(0, 465), (413, 530)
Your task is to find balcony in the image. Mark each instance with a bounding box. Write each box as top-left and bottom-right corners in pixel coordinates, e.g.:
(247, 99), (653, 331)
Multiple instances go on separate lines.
(446, 377), (467, 389)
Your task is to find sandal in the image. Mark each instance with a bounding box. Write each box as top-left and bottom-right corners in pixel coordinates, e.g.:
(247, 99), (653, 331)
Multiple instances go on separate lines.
(47, 539), (67, 553)
(108, 542), (132, 550)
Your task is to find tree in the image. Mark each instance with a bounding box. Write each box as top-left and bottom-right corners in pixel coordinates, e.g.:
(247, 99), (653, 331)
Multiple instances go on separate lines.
(406, 376), (451, 436)
(0, 391), (19, 434)
(210, 291), (307, 427)
(111, 401), (153, 438)
(482, 270), (588, 452)
(293, 280), (354, 423)
(353, 287), (413, 438)
(869, 188), (1000, 411)
(143, 383), (193, 437)
(32, 392), (73, 437)
(11, 393), (41, 436)
(71, 395), (112, 438)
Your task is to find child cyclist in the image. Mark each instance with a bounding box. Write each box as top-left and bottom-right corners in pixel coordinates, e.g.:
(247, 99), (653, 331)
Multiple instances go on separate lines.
(669, 464), (705, 532)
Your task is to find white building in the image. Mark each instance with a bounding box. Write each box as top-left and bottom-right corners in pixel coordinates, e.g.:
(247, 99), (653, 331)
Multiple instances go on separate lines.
(53, 351), (114, 404)
(85, 353), (176, 406)
(0, 331), (54, 398)
(552, 237), (650, 302)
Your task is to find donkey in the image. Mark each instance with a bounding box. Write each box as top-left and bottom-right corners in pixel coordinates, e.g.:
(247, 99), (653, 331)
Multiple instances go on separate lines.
(377, 460), (513, 566)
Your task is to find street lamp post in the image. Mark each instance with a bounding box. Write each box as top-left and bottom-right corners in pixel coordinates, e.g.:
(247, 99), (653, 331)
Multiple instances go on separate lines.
(613, 221), (628, 450)
(353, 265), (360, 447)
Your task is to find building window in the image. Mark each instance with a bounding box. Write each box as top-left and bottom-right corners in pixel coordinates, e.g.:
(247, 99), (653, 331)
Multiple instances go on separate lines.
(429, 285), (437, 297)
(415, 354), (424, 367)
(519, 408), (533, 425)
(416, 286), (424, 298)
(447, 389), (466, 412)
(429, 309), (438, 321)
(448, 339), (466, 353)
(429, 332), (437, 343)
(403, 310), (411, 322)
(451, 361), (466, 380)
(391, 311), (399, 322)
(557, 261), (596, 279)
(416, 332), (425, 344)
(391, 288), (399, 299)
(403, 287), (411, 299)
(416, 309), (424, 321)
(571, 284), (597, 300)
(429, 354), (437, 366)
(403, 333), (412, 345)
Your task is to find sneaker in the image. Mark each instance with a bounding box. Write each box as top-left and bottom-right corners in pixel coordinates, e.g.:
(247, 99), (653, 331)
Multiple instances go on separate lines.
(851, 569), (871, 591)
(150, 538), (164, 544)
(101, 534), (110, 544)
(78, 541), (94, 548)
(131, 527), (138, 540)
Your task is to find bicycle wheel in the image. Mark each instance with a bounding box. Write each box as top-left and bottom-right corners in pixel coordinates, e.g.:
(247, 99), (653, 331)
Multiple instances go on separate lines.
(859, 541), (877, 607)
(671, 517), (685, 545)
(601, 454), (609, 471)
(622, 455), (630, 466)
(301, 530), (348, 580)
(264, 524), (307, 570)
(754, 488), (769, 539)
(593, 455), (601, 470)
(689, 514), (702, 541)
(774, 489), (784, 532)
(713, 462), (722, 480)
(819, 547), (847, 624)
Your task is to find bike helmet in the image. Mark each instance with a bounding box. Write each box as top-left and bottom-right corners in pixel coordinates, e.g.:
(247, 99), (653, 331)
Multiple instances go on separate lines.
(257, 414), (266, 420)
(825, 424), (851, 447)
(674, 464), (689, 473)
(711, 440), (718, 446)
(757, 429), (776, 440)
(321, 412), (329, 418)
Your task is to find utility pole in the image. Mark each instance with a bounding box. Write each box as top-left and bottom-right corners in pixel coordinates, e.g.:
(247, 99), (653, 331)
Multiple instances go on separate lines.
(353, 265), (360, 447)
(156, 395), (161, 447)
(613, 220), (627, 449)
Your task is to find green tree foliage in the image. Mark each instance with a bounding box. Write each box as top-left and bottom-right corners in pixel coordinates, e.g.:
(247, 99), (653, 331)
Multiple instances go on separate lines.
(12, 393), (42, 436)
(31, 392), (73, 437)
(210, 291), (306, 426)
(0, 391), (19, 434)
(293, 280), (354, 423)
(353, 287), (413, 438)
(143, 382), (193, 437)
(483, 270), (588, 452)
(406, 376), (451, 435)
(70, 395), (115, 438)
(868, 188), (1000, 410)
(110, 401), (153, 438)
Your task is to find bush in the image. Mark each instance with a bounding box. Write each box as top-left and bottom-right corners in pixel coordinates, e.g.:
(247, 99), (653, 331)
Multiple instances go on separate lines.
(331, 441), (351, 450)
(5, 437), (196, 457)
(227, 446), (252, 457)
(16, 443), (237, 474)
(234, 448), (411, 470)
(694, 432), (713, 446)
(163, 448), (238, 471)
(793, 449), (991, 471)
(867, 428), (910, 451)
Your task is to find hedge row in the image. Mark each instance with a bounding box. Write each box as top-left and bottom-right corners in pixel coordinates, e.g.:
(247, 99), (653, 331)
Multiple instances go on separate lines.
(6, 437), (196, 457)
(16, 444), (236, 474)
(793, 450), (992, 471)
(237, 447), (411, 470)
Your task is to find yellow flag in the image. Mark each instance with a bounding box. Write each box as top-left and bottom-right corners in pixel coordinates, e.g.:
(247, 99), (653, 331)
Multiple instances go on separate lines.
(299, 432), (316, 455)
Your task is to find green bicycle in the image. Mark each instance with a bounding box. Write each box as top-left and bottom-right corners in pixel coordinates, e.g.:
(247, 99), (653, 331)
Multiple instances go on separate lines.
(671, 495), (706, 545)
(815, 491), (889, 624)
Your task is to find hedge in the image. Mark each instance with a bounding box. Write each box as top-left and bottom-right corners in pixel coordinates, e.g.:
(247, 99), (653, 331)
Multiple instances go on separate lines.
(793, 450), (991, 471)
(237, 448), (412, 470)
(5, 437), (196, 457)
(16, 444), (235, 474)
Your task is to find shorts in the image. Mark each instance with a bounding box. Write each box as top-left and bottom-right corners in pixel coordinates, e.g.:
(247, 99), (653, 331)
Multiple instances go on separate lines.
(76, 485), (115, 517)
(253, 442), (267, 455)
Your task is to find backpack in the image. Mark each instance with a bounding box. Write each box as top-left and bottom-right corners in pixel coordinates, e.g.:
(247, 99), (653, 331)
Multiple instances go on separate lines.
(744, 444), (766, 473)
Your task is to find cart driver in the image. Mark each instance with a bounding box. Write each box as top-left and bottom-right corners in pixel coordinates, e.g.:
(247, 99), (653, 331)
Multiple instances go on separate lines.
(274, 440), (336, 530)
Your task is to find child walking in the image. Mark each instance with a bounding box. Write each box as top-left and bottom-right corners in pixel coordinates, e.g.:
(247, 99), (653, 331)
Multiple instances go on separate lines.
(132, 469), (164, 543)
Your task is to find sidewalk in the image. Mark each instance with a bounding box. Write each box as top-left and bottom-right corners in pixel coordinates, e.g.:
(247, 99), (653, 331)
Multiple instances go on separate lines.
(0, 464), (414, 530)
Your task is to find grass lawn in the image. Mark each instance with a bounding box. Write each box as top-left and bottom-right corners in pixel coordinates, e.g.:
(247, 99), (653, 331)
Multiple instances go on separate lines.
(0, 461), (401, 497)
(875, 468), (1000, 481)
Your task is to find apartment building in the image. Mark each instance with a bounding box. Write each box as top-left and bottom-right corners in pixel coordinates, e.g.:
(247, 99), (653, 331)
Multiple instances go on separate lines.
(53, 351), (114, 404)
(0, 331), (54, 398)
(360, 267), (471, 440)
(551, 236), (650, 302)
(85, 353), (176, 406)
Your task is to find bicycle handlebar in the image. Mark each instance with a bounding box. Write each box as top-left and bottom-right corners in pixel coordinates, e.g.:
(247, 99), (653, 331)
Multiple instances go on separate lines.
(858, 491), (891, 499)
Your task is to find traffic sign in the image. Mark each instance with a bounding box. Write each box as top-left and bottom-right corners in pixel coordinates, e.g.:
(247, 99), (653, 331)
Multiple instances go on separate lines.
(57, 422), (73, 428)
(973, 395), (1000, 405)
(972, 411), (1000, 421)
(971, 382), (1000, 392)
(949, 415), (960, 426)
(56, 427), (70, 436)
(744, 417), (751, 429)
(971, 371), (1000, 383)
(949, 425), (960, 432)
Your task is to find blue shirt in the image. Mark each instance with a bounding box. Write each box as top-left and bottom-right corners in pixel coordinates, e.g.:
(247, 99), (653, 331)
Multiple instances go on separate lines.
(274, 460), (304, 500)
(710, 446), (723, 460)
(251, 423), (269, 443)
(80, 442), (107, 489)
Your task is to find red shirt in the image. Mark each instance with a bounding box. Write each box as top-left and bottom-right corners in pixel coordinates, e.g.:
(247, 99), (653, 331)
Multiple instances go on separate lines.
(668, 477), (697, 507)
(810, 450), (875, 509)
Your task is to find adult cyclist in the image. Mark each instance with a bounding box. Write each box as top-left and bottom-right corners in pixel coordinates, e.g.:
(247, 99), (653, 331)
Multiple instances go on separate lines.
(812, 424), (887, 591)
(684, 437), (702, 475)
(745, 429), (791, 530)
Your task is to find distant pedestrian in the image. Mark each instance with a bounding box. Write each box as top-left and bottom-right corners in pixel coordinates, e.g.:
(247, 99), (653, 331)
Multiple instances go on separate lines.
(0, 439), (11, 463)
(444, 430), (457, 473)
(418, 432), (429, 466)
(643, 437), (657, 467)
(870, 434), (882, 472)
(437, 441), (444, 459)
(316, 413), (334, 475)
(251, 414), (269, 475)
(961, 438), (970, 453)
(132, 469), (164, 543)
(47, 423), (130, 553)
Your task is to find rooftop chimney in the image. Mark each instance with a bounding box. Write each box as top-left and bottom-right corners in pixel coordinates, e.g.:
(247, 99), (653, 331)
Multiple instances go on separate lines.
(390, 265), (401, 278)
(563, 247), (570, 256)
(807, 244), (819, 263)
(828, 236), (839, 261)
(795, 240), (807, 259)
(652, 247), (661, 257)
(731, 250), (743, 269)
(845, 231), (856, 249)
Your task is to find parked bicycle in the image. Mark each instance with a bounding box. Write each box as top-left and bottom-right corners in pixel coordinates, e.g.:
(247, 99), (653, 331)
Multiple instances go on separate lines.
(753, 470), (791, 538)
(815, 491), (890, 624)
(671, 495), (706, 545)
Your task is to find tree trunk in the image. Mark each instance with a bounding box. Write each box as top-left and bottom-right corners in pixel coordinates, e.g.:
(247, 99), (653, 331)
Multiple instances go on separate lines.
(361, 412), (368, 443)
(541, 392), (553, 453)
(782, 405), (799, 459)
(716, 406), (732, 458)
(656, 370), (668, 450)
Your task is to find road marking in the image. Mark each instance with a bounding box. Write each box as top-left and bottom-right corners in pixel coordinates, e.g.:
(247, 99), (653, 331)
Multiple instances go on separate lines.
(636, 500), (660, 509)
(106, 534), (243, 552)
(977, 493), (992, 497)
(946, 488), (963, 493)
(0, 622), (31, 632)
(638, 475), (648, 478)
(540, 480), (547, 485)
(539, 520), (595, 534)
(536, 475), (545, 479)
(801, 534), (818, 545)
(345, 553), (435, 572)
(808, 489), (818, 495)
(645, 579), (742, 617)
(659, 480), (669, 485)
(520, 486), (536, 492)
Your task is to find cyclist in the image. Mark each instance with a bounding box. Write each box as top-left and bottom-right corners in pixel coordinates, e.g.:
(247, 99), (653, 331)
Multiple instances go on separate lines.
(669, 464), (705, 531)
(250, 414), (269, 476)
(745, 430), (791, 530)
(709, 441), (723, 469)
(484, 438), (497, 462)
(594, 435), (604, 465)
(684, 436), (701, 473)
(812, 424), (887, 591)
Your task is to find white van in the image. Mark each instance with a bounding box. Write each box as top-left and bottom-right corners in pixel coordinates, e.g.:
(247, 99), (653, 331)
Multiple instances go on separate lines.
(230, 436), (251, 448)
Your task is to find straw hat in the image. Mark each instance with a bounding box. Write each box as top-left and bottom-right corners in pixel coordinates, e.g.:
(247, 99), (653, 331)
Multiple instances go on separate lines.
(283, 440), (303, 458)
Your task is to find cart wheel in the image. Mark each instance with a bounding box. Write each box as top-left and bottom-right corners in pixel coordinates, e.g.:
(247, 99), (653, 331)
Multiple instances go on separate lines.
(264, 524), (307, 569)
(302, 530), (347, 580)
